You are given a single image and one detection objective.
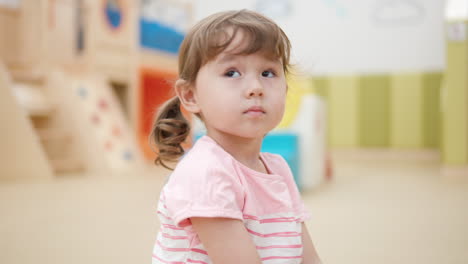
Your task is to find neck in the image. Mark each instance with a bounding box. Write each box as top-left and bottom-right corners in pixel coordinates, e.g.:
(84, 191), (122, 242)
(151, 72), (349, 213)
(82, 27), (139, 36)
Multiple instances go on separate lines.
(206, 131), (266, 173)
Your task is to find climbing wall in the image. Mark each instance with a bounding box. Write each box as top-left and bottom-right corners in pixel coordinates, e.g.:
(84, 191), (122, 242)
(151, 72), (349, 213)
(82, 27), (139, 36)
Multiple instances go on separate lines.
(52, 71), (143, 174)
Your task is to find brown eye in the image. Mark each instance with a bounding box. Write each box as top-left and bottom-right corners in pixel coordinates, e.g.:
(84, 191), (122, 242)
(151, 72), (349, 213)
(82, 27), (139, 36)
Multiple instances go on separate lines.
(225, 70), (240, 77)
(262, 71), (275, 77)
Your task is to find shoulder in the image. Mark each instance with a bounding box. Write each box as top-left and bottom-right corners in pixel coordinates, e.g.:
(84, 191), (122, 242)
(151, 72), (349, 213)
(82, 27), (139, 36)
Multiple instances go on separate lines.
(261, 152), (291, 175)
(261, 152), (287, 164)
(167, 136), (239, 185)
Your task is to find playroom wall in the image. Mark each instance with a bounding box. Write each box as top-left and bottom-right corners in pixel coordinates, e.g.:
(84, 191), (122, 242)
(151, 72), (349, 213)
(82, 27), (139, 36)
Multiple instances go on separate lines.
(192, 0), (467, 168)
(1, 0), (466, 180)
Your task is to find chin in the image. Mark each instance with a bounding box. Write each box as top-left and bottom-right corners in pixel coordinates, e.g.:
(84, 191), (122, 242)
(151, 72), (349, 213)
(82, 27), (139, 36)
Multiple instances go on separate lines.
(238, 130), (271, 139)
(218, 125), (276, 139)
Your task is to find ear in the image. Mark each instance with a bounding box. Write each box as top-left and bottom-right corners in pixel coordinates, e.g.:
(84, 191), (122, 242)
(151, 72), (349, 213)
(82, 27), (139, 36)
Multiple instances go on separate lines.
(175, 79), (201, 114)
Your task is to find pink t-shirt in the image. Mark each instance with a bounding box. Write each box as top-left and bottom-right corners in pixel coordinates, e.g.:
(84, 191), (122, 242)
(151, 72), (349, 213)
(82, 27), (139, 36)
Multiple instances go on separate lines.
(152, 135), (310, 264)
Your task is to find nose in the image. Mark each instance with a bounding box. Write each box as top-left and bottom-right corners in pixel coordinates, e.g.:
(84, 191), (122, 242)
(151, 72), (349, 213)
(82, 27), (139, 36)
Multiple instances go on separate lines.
(246, 77), (264, 98)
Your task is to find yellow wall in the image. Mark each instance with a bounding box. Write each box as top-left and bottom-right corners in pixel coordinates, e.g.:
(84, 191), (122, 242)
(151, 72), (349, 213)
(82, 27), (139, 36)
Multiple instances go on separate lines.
(390, 73), (424, 148)
(328, 76), (360, 147)
(311, 71), (443, 150)
(442, 21), (468, 165)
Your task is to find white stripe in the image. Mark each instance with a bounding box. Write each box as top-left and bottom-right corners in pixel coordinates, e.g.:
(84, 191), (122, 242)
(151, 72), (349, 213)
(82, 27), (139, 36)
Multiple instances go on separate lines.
(159, 225), (189, 237)
(257, 247), (303, 259)
(261, 257), (302, 264)
(152, 243), (188, 263)
(157, 201), (170, 215)
(156, 233), (190, 249)
(186, 250), (211, 262)
(250, 234), (302, 248)
(244, 220), (302, 237)
(157, 214), (176, 225)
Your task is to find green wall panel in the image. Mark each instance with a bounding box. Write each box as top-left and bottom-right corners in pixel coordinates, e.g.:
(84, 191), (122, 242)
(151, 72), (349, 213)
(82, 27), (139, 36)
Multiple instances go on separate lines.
(328, 76), (360, 147)
(422, 72), (442, 149)
(359, 75), (391, 147)
(390, 73), (424, 148)
(311, 72), (444, 151)
(312, 77), (328, 99)
(443, 36), (468, 165)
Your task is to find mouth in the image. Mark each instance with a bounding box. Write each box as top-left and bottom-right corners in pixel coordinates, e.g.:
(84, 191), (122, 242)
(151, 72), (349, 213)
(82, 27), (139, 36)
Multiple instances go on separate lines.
(243, 106), (266, 115)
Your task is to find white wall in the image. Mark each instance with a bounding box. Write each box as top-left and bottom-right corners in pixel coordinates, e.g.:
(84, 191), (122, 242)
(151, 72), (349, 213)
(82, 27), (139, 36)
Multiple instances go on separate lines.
(446, 0), (468, 20)
(191, 0), (445, 75)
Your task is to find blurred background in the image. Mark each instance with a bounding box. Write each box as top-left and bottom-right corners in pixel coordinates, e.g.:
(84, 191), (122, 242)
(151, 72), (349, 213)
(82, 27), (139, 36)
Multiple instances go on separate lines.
(1, 0), (467, 263)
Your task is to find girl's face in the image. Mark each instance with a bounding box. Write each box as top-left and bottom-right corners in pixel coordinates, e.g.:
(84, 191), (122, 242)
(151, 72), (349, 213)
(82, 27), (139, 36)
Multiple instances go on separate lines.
(191, 30), (287, 140)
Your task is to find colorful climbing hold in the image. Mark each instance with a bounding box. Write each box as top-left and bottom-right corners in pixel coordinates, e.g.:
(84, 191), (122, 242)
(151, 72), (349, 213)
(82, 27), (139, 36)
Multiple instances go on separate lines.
(112, 126), (121, 137)
(77, 86), (88, 99)
(104, 141), (113, 151)
(91, 113), (100, 125)
(98, 98), (109, 111)
(123, 150), (133, 161)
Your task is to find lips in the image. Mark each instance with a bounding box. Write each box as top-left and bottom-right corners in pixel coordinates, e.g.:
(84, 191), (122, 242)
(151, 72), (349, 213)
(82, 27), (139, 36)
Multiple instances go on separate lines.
(244, 106), (266, 114)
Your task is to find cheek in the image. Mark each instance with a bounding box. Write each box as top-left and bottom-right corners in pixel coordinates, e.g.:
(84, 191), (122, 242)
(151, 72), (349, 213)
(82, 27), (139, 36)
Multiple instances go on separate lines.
(198, 98), (233, 123)
(273, 89), (287, 108)
(273, 92), (287, 119)
(266, 97), (284, 122)
(277, 101), (286, 118)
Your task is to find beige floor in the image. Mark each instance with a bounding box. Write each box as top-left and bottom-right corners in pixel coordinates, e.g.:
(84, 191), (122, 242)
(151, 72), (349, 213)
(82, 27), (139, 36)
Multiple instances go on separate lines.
(1, 151), (467, 264)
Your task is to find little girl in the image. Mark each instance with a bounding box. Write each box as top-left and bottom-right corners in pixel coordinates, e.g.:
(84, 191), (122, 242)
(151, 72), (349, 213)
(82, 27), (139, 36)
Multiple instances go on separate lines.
(150, 9), (322, 264)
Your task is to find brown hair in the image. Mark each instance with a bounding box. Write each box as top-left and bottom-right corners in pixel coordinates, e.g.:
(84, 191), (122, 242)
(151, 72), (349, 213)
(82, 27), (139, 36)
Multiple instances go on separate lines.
(150, 9), (292, 169)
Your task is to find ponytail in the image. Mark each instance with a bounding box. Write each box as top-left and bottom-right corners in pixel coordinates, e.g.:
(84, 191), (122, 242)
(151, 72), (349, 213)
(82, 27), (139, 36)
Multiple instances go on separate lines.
(150, 96), (190, 170)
